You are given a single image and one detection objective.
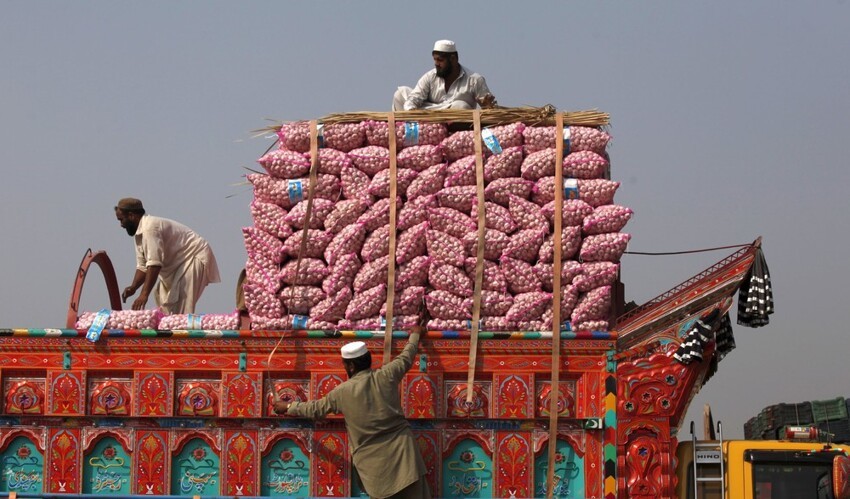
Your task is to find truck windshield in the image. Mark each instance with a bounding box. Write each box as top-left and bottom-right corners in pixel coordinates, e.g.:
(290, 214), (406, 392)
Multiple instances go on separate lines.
(749, 451), (836, 499)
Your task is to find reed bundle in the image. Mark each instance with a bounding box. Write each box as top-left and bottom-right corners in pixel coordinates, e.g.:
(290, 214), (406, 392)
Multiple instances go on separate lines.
(257, 106), (608, 135)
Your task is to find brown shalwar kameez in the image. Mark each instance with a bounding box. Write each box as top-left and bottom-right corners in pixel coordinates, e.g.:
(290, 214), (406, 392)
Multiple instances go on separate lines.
(286, 337), (430, 498)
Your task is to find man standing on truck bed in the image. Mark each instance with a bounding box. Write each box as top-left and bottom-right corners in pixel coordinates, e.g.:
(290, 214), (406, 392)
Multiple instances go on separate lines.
(114, 198), (220, 314)
(274, 329), (430, 499)
(393, 39), (496, 111)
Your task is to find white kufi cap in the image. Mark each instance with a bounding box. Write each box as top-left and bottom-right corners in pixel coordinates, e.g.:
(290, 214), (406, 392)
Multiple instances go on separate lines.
(340, 341), (369, 359)
(433, 39), (457, 53)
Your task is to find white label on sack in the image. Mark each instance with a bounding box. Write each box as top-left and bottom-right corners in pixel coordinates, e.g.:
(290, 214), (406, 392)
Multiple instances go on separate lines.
(564, 178), (579, 200)
(287, 180), (304, 204)
(403, 122), (420, 147)
(563, 126), (571, 155)
(481, 128), (503, 154)
(316, 124), (325, 148)
(86, 308), (111, 342)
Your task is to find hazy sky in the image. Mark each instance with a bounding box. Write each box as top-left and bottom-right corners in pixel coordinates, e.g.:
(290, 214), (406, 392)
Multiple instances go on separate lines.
(2, 2), (848, 438)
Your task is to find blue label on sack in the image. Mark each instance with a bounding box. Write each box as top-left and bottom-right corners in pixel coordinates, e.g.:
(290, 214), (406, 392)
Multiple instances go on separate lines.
(403, 122), (420, 146)
(562, 321), (572, 331)
(188, 314), (204, 329)
(481, 128), (502, 154)
(287, 179), (304, 204)
(316, 124), (325, 148)
(464, 319), (486, 330)
(564, 178), (579, 200)
(563, 126), (571, 155)
(86, 308), (111, 342)
(292, 315), (309, 330)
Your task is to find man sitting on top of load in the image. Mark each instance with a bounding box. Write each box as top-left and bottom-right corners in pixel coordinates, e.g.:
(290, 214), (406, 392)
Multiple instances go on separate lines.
(393, 39), (497, 111)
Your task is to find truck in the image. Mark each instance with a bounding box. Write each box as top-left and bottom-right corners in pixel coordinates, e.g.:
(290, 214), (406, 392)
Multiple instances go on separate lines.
(677, 420), (850, 499)
(2, 106), (841, 498)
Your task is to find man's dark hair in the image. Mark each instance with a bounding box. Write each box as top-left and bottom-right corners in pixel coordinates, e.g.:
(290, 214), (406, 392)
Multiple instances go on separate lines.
(116, 206), (145, 215)
(344, 352), (372, 374)
(115, 198), (146, 215)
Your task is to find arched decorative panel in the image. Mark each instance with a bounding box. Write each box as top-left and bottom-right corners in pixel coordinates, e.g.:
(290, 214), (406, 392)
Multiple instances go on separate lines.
(0, 435), (44, 494)
(83, 436), (131, 494)
(442, 438), (493, 498)
(533, 439), (585, 498)
(261, 437), (310, 497)
(171, 437), (220, 496)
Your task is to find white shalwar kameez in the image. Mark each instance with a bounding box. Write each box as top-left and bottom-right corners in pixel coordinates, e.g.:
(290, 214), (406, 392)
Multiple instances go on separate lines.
(133, 215), (221, 314)
(393, 64), (492, 111)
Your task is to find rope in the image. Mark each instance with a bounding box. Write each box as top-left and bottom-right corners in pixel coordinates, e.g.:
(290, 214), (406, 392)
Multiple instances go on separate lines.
(546, 115), (565, 499)
(383, 113), (399, 364)
(465, 109), (486, 406)
(624, 243), (752, 256)
(266, 121), (320, 372)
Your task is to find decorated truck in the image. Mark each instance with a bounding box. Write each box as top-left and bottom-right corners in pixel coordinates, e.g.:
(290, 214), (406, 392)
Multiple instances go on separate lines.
(3, 107), (844, 498)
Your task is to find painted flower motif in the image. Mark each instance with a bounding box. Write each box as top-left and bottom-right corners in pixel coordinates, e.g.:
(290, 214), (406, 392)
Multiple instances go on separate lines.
(279, 450), (294, 462)
(17, 445), (31, 459)
(192, 447), (207, 461)
(554, 451), (564, 463)
(459, 450), (474, 463)
(102, 445), (116, 461)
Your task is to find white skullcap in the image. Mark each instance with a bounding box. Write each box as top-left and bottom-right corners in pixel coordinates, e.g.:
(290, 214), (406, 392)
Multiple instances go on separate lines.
(340, 341), (369, 359)
(433, 39), (457, 53)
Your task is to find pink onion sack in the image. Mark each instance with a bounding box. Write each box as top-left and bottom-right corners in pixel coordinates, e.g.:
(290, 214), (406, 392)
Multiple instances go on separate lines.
(582, 205), (634, 235)
(323, 122), (366, 152)
(250, 201), (293, 240)
(579, 233), (631, 262)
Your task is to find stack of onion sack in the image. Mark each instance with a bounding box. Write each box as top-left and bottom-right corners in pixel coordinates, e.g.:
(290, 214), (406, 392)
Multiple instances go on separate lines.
(75, 310), (240, 330)
(76, 309), (164, 330)
(243, 118), (630, 332)
(158, 311), (240, 330)
(244, 120), (449, 330)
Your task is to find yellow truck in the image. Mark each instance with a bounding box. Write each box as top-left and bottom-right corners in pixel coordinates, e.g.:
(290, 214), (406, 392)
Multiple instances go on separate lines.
(676, 421), (850, 498)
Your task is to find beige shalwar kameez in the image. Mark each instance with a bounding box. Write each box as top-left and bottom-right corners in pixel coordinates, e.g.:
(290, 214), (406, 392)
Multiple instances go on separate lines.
(133, 214), (220, 314)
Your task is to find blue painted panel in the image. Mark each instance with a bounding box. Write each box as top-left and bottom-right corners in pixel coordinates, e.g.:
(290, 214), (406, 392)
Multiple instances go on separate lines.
(83, 436), (131, 494)
(442, 439), (493, 498)
(171, 438), (220, 496)
(261, 438), (310, 497)
(0, 436), (43, 494)
(534, 440), (585, 498)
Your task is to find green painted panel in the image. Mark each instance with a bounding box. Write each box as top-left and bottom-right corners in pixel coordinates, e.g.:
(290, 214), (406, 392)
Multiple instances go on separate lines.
(261, 438), (310, 497)
(0, 436), (43, 494)
(83, 437), (131, 494)
(171, 438), (220, 496)
(442, 439), (493, 498)
(534, 440), (584, 498)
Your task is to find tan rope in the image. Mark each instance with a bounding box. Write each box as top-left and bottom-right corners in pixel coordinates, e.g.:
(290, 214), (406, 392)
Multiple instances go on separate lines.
(466, 109), (486, 406)
(546, 113), (565, 499)
(383, 113), (399, 364)
(267, 120), (320, 369)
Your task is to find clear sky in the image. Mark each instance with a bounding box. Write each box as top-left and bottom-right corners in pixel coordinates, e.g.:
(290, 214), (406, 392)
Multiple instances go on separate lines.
(2, 1), (848, 438)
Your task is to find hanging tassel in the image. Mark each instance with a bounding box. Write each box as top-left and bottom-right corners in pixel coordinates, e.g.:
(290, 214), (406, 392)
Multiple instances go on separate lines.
(737, 247), (774, 327)
(714, 312), (736, 361)
(674, 308), (721, 364)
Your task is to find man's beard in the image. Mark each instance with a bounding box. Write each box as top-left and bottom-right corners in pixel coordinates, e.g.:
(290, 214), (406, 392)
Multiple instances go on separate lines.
(124, 222), (138, 236)
(436, 61), (453, 78)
